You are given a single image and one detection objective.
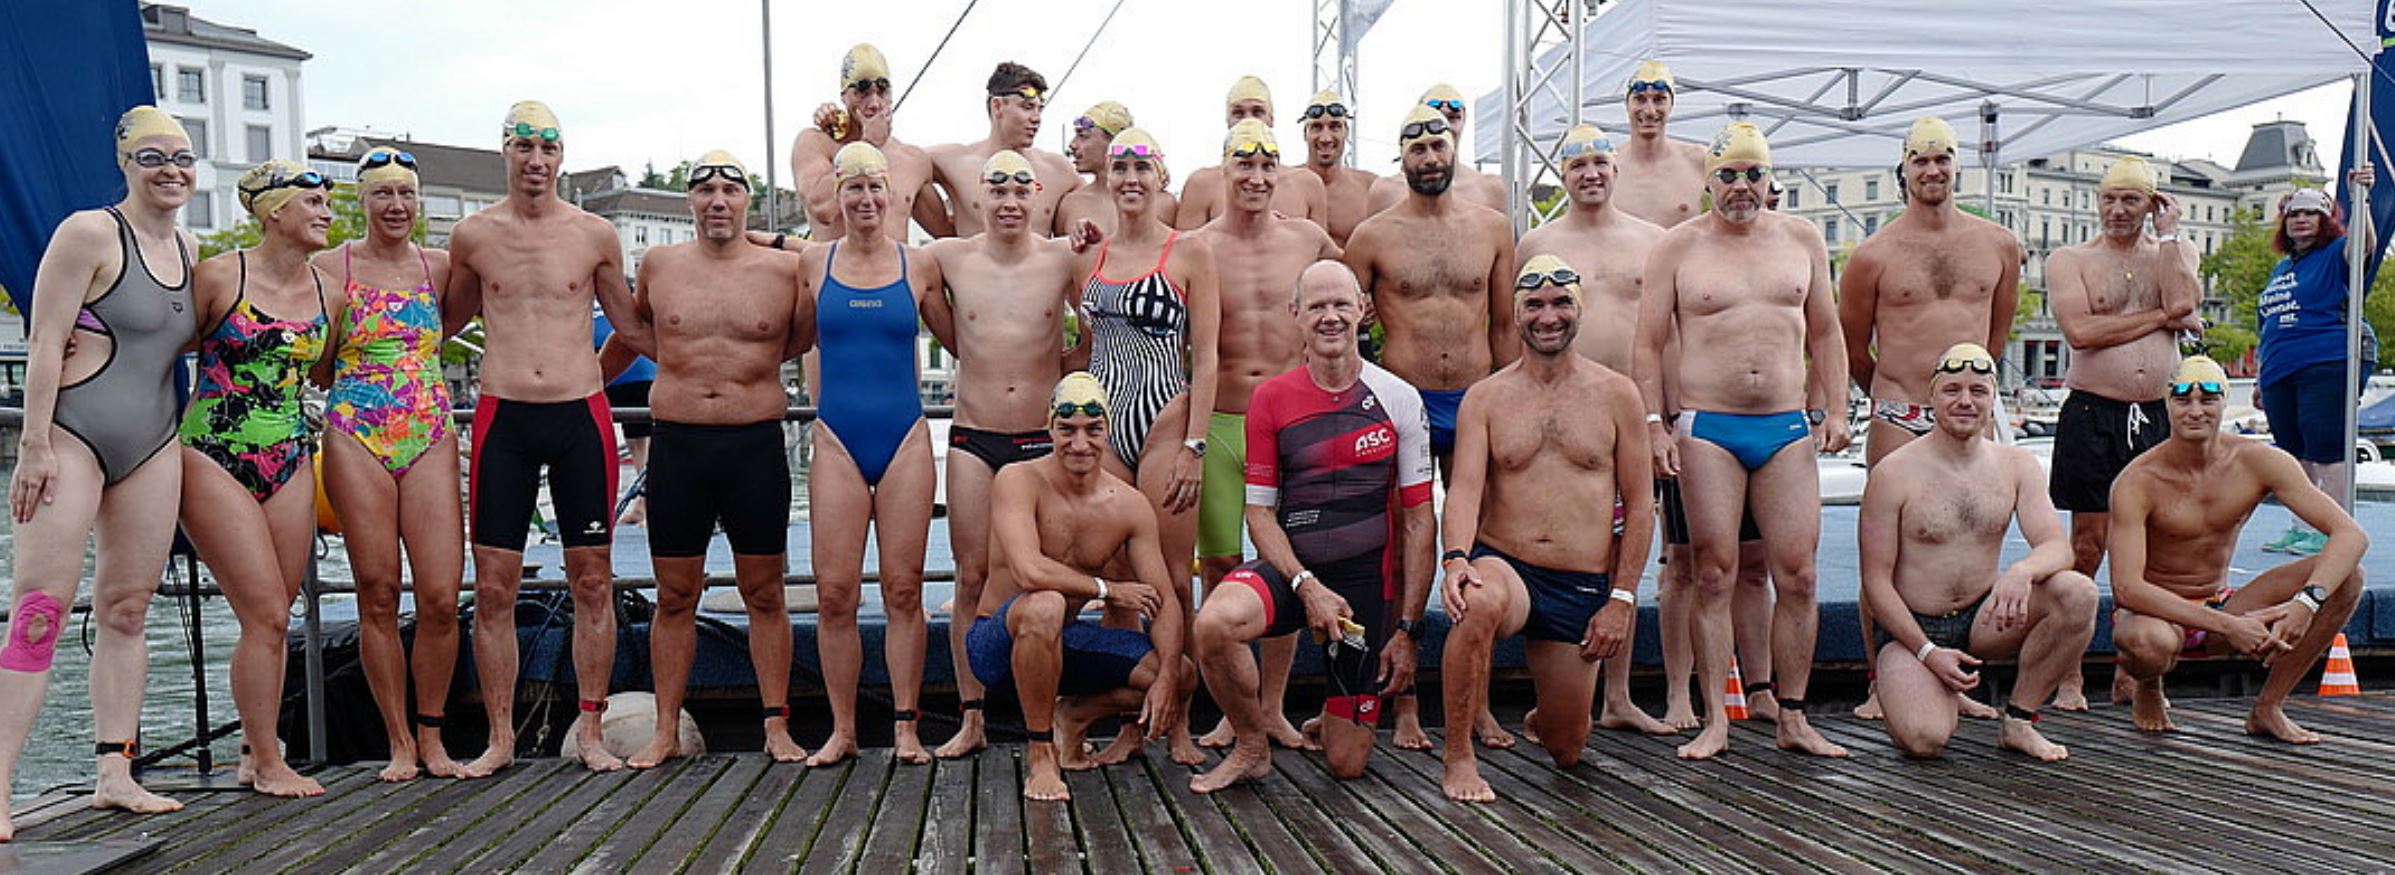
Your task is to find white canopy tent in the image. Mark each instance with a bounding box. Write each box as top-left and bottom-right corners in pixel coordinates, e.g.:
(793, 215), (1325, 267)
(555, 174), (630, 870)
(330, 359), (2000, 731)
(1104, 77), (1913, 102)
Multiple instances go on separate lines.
(1478, 0), (2376, 177)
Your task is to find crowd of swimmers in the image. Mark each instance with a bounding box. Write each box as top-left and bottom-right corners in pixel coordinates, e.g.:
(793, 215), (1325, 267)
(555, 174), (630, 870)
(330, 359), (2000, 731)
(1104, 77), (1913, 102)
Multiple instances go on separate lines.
(0, 45), (2373, 832)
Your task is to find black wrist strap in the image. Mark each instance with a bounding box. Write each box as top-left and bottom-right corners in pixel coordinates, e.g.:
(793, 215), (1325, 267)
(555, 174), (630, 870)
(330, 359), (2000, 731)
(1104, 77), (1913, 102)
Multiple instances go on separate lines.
(892, 709), (919, 723)
(1442, 548), (1470, 564)
(959, 699), (986, 712)
(770, 232), (788, 250)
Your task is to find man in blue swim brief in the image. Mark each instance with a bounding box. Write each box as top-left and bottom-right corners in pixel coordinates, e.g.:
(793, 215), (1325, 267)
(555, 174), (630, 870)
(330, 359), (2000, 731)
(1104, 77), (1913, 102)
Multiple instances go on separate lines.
(1633, 121), (1851, 762)
(962, 373), (1198, 801)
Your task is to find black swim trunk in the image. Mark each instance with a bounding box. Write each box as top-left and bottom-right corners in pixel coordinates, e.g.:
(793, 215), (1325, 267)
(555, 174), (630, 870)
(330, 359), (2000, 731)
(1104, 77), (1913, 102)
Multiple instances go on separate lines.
(1471, 542), (1613, 645)
(2049, 390), (2168, 512)
(646, 420), (790, 558)
(470, 393), (618, 551)
(949, 425), (1053, 471)
(1873, 591), (1987, 655)
(966, 594), (1156, 697)
(604, 379), (655, 440)
(1657, 478), (1761, 546)
(1223, 560), (1392, 724)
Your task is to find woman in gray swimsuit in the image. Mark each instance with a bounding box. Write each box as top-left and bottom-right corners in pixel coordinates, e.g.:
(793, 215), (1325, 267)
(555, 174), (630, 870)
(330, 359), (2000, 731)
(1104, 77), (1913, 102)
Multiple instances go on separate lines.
(0, 107), (201, 837)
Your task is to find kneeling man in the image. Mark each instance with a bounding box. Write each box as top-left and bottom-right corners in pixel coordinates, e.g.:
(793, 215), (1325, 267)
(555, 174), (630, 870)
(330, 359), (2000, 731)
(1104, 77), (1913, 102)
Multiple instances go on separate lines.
(1861, 343), (2097, 761)
(1191, 262), (1435, 792)
(2109, 355), (2367, 742)
(1438, 256), (1656, 802)
(965, 373), (1196, 800)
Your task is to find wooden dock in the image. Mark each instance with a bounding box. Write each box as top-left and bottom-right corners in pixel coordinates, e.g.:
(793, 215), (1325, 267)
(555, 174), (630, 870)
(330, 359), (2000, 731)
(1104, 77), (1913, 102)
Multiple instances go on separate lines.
(11, 693), (2395, 873)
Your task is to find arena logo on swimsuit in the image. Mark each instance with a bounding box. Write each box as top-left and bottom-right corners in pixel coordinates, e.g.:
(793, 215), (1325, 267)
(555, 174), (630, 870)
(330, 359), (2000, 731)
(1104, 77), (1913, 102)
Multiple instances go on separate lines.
(848, 297), (885, 309)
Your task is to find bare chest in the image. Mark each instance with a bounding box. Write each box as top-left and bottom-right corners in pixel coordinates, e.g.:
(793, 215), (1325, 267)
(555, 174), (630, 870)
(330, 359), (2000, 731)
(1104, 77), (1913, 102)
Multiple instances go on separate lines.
(1373, 222), (1492, 301)
(1675, 252), (1808, 318)
(2077, 253), (2162, 314)
(1487, 385), (1616, 472)
(653, 271), (789, 346)
(1903, 483), (2012, 544)
(1875, 239), (2002, 306)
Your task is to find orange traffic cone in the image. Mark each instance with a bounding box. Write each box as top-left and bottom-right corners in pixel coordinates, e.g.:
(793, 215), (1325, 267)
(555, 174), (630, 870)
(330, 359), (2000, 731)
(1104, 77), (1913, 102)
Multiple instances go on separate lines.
(1724, 657), (1751, 720)
(2319, 633), (2362, 697)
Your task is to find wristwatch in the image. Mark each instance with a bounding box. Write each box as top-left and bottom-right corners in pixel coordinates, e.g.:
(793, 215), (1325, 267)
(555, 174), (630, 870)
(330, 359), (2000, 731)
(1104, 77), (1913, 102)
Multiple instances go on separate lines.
(1442, 548), (1470, 565)
(1182, 437), (1208, 457)
(1394, 618), (1425, 638)
(2293, 585), (2328, 612)
(1805, 408), (1827, 427)
(2156, 232), (2180, 244)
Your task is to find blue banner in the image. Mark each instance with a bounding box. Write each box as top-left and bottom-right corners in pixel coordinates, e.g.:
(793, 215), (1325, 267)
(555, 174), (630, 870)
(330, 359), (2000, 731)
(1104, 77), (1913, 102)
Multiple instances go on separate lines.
(0, 1), (155, 320)
(2336, 0), (2395, 291)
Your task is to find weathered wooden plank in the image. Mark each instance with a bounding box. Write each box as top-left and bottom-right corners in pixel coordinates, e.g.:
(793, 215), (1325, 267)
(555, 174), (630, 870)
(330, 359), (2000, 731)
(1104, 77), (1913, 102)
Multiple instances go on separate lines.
(1268, 744), (1445, 875)
(1065, 767), (1133, 875)
(1375, 739), (1673, 874)
(913, 756), (976, 875)
(1192, 758), (1328, 875)
(683, 758), (807, 875)
(260, 766), (499, 871)
(1245, 747), (1409, 875)
(448, 763), (647, 873)
(793, 750), (893, 875)
(973, 747), (1028, 875)
(1351, 743), (1570, 874)
(347, 757), (578, 873)
(855, 759), (935, 872)
(741, 757), (857, 875)
(1147, 755), (1269, 875)
(628, 757), (775, 873)
(131, 766), (424, 875)
(1106, 758), (1202, 874)
(573, 756), (740, 872)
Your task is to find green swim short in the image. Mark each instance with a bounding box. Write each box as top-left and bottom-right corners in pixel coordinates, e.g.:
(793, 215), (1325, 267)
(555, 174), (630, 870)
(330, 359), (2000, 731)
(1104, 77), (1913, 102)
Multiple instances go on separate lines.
(1198, 411), (1248, 558)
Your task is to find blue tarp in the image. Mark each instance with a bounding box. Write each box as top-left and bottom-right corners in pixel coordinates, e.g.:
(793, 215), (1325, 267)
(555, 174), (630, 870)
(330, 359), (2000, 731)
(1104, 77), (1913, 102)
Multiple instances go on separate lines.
(0, 1), (156, 319)
(2362, 393), (2395, 433)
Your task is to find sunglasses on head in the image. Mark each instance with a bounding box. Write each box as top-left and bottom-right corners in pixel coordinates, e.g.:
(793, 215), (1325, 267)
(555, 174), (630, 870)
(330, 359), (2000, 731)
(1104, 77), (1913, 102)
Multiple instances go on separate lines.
(2169, 380), (2224, 396)
(132, 148), (198, 169)
(983, 170), (1037, 187)
(1400, 118), (1452, 141)
(1303, 103), (1349, 120)
(1628, 80), (1673, 96)
(1053, 401), (1107, 419)
(689, 164), (749, 189)
(1515, 268), (1581, 291)
(1424, 99), (1464, 112)
(359, 150), (417, 171)
(507, 122), (560, 142)
(1713, 166), (1768, 184)
(990, 85), (1047, 103)
(1108, 142), (1160, 159)
(1227, 141), (1278, 159)
(848, 77), (892, 94)
(1934, 356), (1995, 375)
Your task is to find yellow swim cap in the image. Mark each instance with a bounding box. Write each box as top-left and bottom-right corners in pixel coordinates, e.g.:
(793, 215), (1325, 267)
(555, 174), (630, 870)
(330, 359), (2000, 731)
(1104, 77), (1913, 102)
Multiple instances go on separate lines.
(357, 146), (418, 188)
(690, 149), (751, 190)
(2169, 355), (2229, 394)
(1079, 101), (1133, 137)
(1516, 253), (1582, 304)
(1627, 60), (1676, 94)
(840, 43), (891, 89)
(2099, 155), (2156, 194)
(1226, 75), (1273, 117)
(1903, 116), (1959, 159)
(1051, 371), (1111, 420)
(1931, 342), (1996, 379)
(833, 141), (890, 182)
(113, 106), (189, 163)
(1222, 119), (1279, 164)
(1108, 127), (1165, 160)
(1558, 123), (1614, 162)
(1397, 104), (1453, 149)
(981, 149), (1037, 188)
(503, 100), (561, 144)
(1706, 121), (1771, 172)
(236, 159), (328, 220)
(1304, 89), (1347, 121)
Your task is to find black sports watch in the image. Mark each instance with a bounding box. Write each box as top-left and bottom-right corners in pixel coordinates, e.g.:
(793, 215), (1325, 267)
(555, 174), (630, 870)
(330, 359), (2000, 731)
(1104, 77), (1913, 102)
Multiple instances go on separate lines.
(2294, 585), (2329, 612)
(1394, 618), (1425, 638)
(1805, 408), (1828, 427)
(1442, 548), (1470, 565)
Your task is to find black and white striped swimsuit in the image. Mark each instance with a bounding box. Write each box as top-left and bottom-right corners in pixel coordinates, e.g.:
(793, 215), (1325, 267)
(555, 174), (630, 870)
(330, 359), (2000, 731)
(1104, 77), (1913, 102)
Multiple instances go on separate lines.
(1080, 232), (1189, 469)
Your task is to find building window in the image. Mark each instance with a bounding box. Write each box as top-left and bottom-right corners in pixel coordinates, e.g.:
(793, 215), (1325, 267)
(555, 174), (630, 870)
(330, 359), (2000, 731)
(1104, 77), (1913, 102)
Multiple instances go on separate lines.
(2041, 188), (2050, 205)
(181, 118), (208, 158)
(635, 226), (649, 246)
(426, 194), (462, 218)
(243, 75), (269, 111)
(149, 64), (163, 98)
(1785, 187), (1800, 208)
(1865, 178), (1880, 201)
(185, 192), (213, 229)
(246, 125), (272, 162)
(1824, 217), (1840, 242)
(177, 67), (204, 102)
(1999, 173), (2014, 194)
(1864, 214), (1880, 236)
(1825, 182), (1840, 204)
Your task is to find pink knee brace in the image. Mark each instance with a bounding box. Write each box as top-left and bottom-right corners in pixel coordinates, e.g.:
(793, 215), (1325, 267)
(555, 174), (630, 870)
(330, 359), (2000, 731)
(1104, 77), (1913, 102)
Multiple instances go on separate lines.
(1, 592), (64, 673)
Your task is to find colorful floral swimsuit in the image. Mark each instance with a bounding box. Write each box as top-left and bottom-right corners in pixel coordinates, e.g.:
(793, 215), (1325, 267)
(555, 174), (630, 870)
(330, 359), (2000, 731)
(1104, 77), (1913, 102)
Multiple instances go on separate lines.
(326, 243), (450, 476)
(179, 251), (329, 502)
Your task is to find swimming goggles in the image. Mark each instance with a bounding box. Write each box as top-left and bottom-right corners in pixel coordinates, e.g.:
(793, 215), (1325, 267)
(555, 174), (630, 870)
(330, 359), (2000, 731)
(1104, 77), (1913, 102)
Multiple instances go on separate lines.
(242, 169), (330, 198)
(1515, 267), (1582, 291)
(1303, 102), (1350, 120)
(1558, 137), (1613, 160)
(1074, 116), (1100, 132)
(983, 170), (1037, 187)
(1227, 140), (1279, 159)
(990, 85), (1048, 103)
(507, 122), (560, 142)
(1628, 80), (1673, 96)
(1053, 400), (1108, 419)
(689, 164), (750, 189)
(1933, 355), (1995, 375)
(848, 77), (892, 95)
(1423, 99), (1465, 112)
(1399, 118), (1453, 141)
(359, 150), (417, 171)
(2168, 380), (2224, 396)
(1108, 142), (1160, 159)
(133, 148), (198, 169)
(1713, 166), (1769, 184)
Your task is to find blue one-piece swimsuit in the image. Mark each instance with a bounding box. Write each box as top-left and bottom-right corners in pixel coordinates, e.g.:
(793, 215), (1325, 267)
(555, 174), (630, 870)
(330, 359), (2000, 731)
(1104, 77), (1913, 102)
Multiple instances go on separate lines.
(816, 241), (923, 485)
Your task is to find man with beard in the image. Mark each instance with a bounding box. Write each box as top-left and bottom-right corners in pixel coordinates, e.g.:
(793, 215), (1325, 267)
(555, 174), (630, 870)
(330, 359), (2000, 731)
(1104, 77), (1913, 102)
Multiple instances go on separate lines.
(1368, 84), (1507, 215)
(1298, 89), (1381, 246)
(1611, 62), (1710, 229)
(926, 62), (1080, 238)
(1634, 122), (1850, 761)
(1054, 102), (1174, 237)
(1176, 76), (1328, 231)
(1511, 123), (1674, 735)
(1841, 116), (2035, 718)
(793, 44), (944, 240)
(1437, 256), (1655, 801)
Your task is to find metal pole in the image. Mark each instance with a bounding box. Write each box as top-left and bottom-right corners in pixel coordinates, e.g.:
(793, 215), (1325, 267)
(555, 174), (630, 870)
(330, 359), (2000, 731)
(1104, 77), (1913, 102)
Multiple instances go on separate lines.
(2346, 69), (2372, 510)
(1503, 0), (1523, 229)
(185, 554), (210, 775)
(303, 554), (327, 764)
(761, 0), (779, 233)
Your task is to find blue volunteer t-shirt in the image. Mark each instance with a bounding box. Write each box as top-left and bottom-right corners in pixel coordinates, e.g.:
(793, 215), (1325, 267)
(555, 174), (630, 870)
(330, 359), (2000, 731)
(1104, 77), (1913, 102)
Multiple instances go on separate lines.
(592, 310), (656, 385)
(2256, 235), (2351, 389)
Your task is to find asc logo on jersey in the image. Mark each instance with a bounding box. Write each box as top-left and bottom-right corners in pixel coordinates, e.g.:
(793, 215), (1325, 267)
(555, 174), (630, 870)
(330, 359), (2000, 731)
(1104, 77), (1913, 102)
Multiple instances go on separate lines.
(1352, 425), (1394, 457)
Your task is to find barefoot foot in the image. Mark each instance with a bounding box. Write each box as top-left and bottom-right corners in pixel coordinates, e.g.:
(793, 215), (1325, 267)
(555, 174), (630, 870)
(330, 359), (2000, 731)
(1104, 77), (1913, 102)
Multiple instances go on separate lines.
(1441, 758), (1496, 802)
(1191, 743), (1272, 793)
(934, 713), (987, 760)
(1392, 701), (1432, 751)
(1677, 722), (1731, 760)
(1774, 713), (1849, 758)
(1598, 700), (1681, 735)
(1998, 715), (2070, 761)
(894, 721), (932, 765)
(248, 761), (327, 798)
(1474, 709), (1516, 750)
(1662, 700), (1701, 732)
(1957, 694), (2002, 720)
(1265, 716), (1312, 750)
(1023, 743), (1072, 802)
(764, 723), (810, 763)
(572, 721), (624, 772)
(1852, 691), (1885, 721)
(2130, 679), (2175, 732)
(806, 731), (861, 767)
(90, 777), (185, 814)
(418, 732), (466, 779)
(1746, 692), (1782, 723)
(2244, 703), (2321, 744)
(626, 729), (680, 770)
(460, 742), (515, 779)
(2049, 676), (2091, 712)
(1197, 717), (1237, 749)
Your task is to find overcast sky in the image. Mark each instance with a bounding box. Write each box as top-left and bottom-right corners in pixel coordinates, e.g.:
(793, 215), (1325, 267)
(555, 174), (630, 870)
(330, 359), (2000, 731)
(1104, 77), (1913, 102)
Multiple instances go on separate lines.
(209, 0), (2359, 188)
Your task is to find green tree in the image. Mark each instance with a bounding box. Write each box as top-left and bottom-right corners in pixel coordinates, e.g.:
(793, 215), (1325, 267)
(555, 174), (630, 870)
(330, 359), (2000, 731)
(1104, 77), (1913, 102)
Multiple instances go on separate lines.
(2013, 284), (2042, 340)
(196, 184), (416, 259)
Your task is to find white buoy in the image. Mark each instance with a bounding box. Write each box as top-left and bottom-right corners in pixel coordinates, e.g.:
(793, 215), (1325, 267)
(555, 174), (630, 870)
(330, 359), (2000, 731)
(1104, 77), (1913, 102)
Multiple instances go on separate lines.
(557, 691), (706, 759)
